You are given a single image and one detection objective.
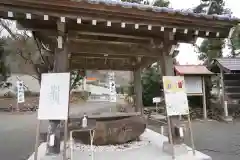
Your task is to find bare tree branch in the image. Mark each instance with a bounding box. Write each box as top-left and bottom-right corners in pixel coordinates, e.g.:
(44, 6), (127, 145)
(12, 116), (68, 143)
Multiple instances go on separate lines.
(0, 19), (50, 83)
(71, 70), (82, 90)
(0, 19), (18, 40)
(32, 32), (48, 65)
(28, 74), (40, 80)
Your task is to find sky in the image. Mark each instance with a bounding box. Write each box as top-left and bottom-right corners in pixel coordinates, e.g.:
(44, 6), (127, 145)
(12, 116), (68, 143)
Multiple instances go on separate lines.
(169, 0), (240, 65)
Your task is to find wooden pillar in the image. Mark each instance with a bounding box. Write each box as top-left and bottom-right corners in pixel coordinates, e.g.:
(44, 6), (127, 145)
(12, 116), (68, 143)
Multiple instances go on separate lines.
(202, 76), (207, 120)
(133, 67), (143, 114)
(46, 21), (69, 155)
(220, 69), (226, 115)
(160, 51), (182, 144)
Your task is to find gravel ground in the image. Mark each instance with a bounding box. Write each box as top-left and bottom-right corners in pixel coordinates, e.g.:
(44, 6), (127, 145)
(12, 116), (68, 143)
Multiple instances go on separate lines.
(74, 137), (150, 152)
(0, 97), (38, 111)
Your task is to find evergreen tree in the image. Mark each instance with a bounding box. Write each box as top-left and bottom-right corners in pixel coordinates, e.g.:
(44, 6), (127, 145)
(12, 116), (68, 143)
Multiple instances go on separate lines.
(141, 65), (163, 106)
(153, 0), (169, 7)
(194, 0), (228, 65)
(193, 1), (232, 108)
(229, 26), (240, 57)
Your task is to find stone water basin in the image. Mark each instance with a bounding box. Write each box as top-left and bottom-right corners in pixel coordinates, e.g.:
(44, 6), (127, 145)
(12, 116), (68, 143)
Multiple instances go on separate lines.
(69, 112), (146, 145)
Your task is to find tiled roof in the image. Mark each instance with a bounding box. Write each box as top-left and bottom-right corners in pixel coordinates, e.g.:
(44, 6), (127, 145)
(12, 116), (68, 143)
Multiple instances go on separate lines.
(215, 58), (240, 71)
(175, 65), (213, 75)
(82, 0), (239, 22)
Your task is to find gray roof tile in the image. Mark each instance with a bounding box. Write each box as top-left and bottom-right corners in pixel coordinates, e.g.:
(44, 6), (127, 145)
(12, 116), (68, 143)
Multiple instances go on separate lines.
(215, 58), (240, 71)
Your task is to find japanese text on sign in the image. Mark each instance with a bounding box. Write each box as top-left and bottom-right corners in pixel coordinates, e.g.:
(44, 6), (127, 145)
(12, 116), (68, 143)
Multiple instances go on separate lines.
(17, 81), (25, 103)
(49, 85), (60, 105)
(162, 76), (189, 116)
(38, 73), (70, 120)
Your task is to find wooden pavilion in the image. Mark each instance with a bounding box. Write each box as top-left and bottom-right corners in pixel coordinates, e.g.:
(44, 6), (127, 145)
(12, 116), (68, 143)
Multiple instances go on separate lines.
(0, 0), (238, 112)
(0, 0), (239, 154)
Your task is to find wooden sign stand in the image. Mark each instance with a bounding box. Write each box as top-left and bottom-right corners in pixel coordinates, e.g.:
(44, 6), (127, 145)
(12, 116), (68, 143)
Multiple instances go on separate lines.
(162, 76), (196, 159)
(188, 114), (196, 156)
(34, 73), (71, 160)
(34, 119), (69, 160)
(34, 120), (40, 160)
(166, 115), (175, 159)
(166, 114), (195, 160)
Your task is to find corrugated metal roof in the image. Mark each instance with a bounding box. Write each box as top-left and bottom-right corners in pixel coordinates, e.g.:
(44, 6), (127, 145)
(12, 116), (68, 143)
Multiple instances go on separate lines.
(175, 65), (213, 75)
(83, 0), (239, 22)
(215, 58), (240, 71)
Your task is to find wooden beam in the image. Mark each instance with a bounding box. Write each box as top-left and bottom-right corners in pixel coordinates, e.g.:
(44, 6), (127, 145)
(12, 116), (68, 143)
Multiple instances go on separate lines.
(33, 30), (155, 45)
(35, 34), (162, 58)
(70, 53), (137, 59)
(68, 41), (161, 57)
(70, 62), (134, 71)
(70, 58), (134, 66)
(76, 31), (154, 41)
(65, 38), (151, 46)
(16, 19), (229, 41)
(69, 55), (149, 71)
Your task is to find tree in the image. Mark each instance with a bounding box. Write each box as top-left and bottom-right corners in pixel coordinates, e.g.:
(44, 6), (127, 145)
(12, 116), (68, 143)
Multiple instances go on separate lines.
(194, 0), (226, 15)
(229, 26), (240, 57)
(198, 39), (224, 64)
(0, 38), (11, 88)
(71, 69), (85, 90)
(194, 0), (229, 65)
(153, 0), (169, 7)
(0, 19), (84, 90)
(193, 0), (232, 109)
(142, 65), (163, 106)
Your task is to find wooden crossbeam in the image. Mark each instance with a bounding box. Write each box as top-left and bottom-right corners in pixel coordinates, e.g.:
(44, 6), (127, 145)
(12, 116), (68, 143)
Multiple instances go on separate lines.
(70, 63), (134, 71)
(70, 53), (138, 59)
(68, 41), (160, 57)
(70, 59), (135, 71)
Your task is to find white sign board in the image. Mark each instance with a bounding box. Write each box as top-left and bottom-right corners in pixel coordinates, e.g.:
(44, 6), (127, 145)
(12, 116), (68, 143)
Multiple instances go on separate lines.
(163, 76), (189, 116)
(17, 81), (25, 103)
(38, 73), (70, 120)
(184, 76), (203, 94)
(153, 97), (161, 103)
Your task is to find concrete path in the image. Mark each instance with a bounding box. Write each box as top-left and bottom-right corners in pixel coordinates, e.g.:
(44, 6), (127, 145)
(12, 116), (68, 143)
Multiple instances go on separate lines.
(0, 101), (116, 160)
(149, 119), (240, 160)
